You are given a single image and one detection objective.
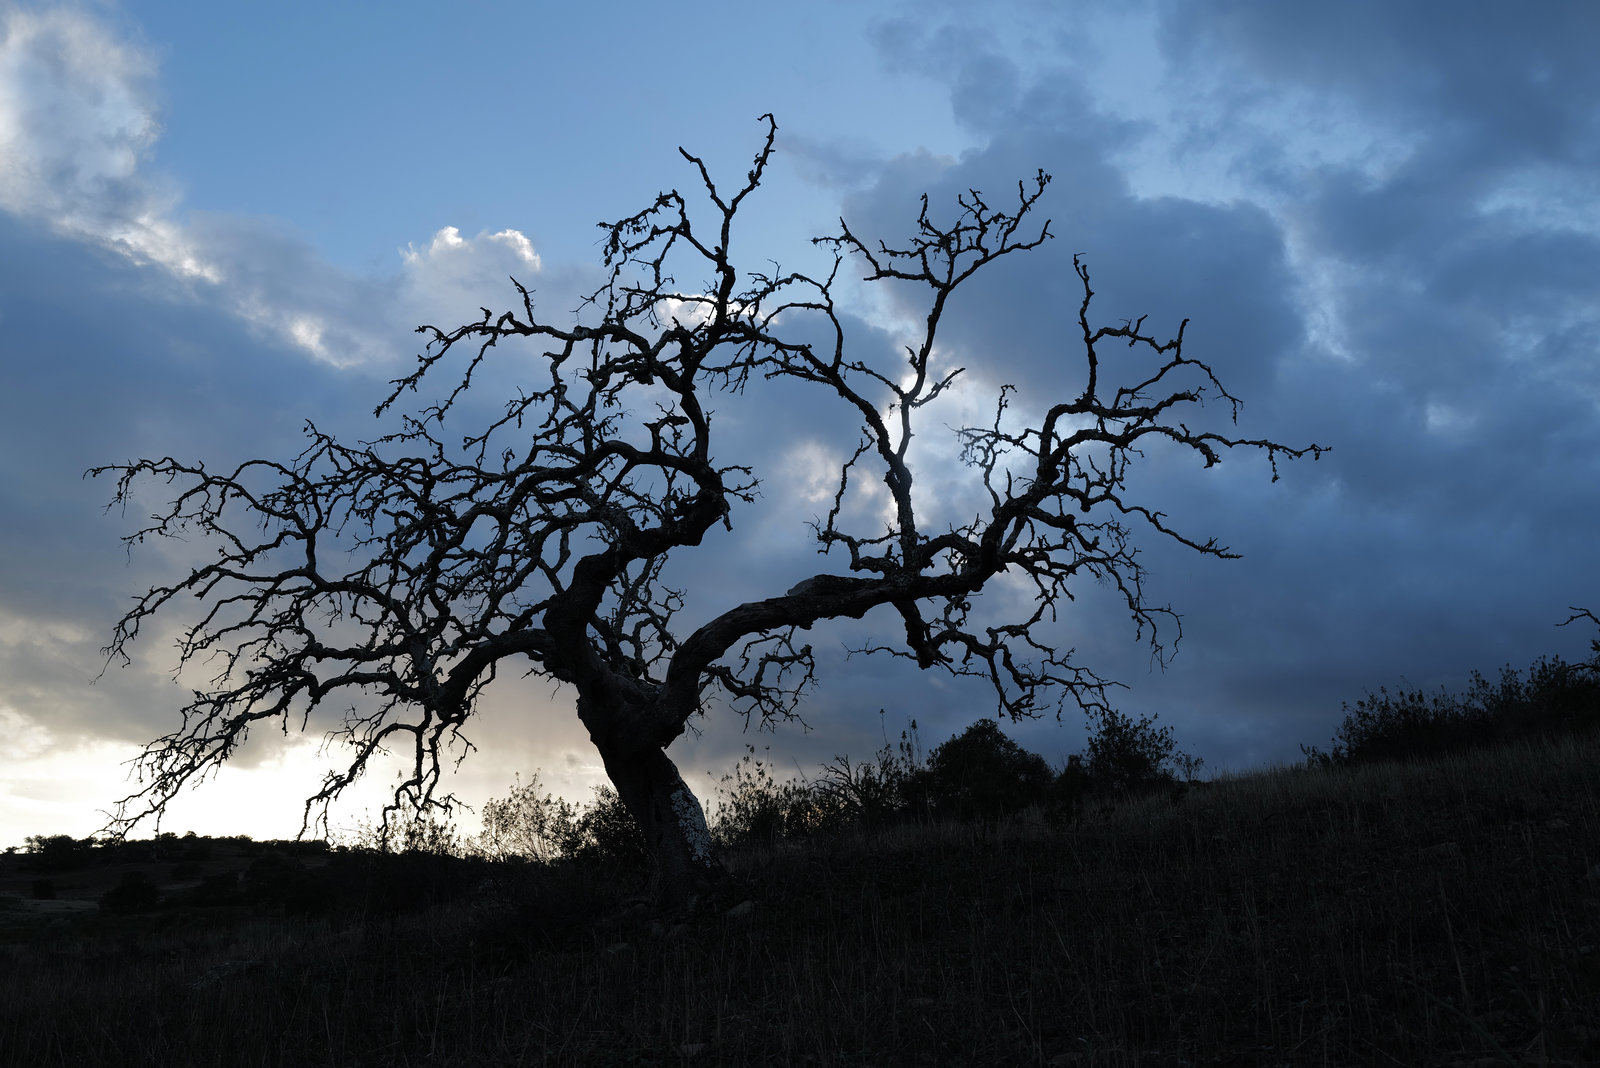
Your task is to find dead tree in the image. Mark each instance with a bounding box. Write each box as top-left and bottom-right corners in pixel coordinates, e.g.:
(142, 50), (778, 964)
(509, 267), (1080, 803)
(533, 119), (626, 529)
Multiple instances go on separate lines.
(94, 116), (1324, 908)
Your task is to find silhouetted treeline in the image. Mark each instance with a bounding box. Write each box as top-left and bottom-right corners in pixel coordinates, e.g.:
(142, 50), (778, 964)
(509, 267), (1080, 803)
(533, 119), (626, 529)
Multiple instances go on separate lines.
(13, 829), (254, 872)
(13, 640), (1600, 913)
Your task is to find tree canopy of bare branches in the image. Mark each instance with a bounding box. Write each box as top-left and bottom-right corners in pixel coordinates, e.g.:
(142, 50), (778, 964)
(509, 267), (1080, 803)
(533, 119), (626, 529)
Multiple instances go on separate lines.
(94, 116), (1325, 907)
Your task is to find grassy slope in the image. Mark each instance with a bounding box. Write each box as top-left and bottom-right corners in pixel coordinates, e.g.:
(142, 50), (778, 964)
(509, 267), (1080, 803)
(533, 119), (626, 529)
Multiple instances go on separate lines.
(2, 730), (1598, 1067)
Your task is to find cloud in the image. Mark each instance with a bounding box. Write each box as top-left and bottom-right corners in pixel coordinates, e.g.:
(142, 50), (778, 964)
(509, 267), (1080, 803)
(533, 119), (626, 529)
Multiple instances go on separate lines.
(7, 1), (1600, 854)
(0, 203), (602, 845)
(399, 225), (552, 331)
(0, 7), (573, 373)
(767, 1), (1600, 779)
(0, 6), (212, 278)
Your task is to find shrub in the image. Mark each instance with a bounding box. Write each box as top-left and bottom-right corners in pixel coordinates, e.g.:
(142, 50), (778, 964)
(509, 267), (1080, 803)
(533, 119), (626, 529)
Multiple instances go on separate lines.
(561, 786), (648, 870)
(342, 809), (462, 856)
(100, 871), (160, 914)
(1304, 654), (1600, 769)
(469, 778), (645, 868)
(712, 722), (932, 847)
(922, 719), (1054, 820)
(1465, 656), (1600, 738)
(812, 723), (929, 830)
(185, 871), (242, 907)
(1051, 753), (1092, 814)
(1083, 708), (1179, 796)
(394, 815), (461, 856)
(473, 773), (578, 862)
(711, 749), (817, 847)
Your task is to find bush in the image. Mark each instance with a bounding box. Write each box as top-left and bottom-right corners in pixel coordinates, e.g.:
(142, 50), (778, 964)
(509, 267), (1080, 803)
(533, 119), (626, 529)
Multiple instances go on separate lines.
(1083, 708), (1179, 796)
(711, 722), (929, 846)
(1304, 654), (1600, 769)
(711, 749), (818, 847)
(1051, 753), (1092, 813)
(473, 773), (578, 862)
(561, 786), (649, 869)
(341, 809), (462, 857)
(185, 871), (242, 907)
(922, 719), (1054, 820)
(100, 871), (160, 914)
(244, 854), (318, 914)
(469, 778), (646, 869)
(814, 723), (929, 829)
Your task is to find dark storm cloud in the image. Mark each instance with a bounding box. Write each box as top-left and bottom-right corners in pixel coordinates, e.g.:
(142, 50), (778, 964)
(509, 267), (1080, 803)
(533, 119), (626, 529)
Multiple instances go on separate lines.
(1143, 3), (1600, 766)
(1158, 0), (1600, 170)
(733, 0), (1600, 777)
(0, 209), (362, 747)
(8, 0), (1598, 836)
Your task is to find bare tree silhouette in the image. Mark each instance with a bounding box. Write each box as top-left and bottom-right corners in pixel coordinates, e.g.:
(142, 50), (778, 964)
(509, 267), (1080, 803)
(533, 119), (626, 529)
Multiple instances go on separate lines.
(93, 116), (1324, 908)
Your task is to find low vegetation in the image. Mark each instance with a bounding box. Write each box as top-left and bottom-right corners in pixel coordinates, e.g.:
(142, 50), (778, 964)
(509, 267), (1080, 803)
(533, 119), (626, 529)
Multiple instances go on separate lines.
(2, 650), (1597, 1066)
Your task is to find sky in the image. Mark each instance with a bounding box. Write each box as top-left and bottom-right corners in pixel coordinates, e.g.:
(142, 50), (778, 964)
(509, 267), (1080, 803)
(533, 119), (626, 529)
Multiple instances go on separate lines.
(2, 0), (1598, 850)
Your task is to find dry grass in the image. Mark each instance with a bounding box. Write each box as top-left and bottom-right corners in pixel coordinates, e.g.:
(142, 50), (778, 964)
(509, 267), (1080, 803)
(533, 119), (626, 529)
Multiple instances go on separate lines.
(3, 730), (1599, 1066)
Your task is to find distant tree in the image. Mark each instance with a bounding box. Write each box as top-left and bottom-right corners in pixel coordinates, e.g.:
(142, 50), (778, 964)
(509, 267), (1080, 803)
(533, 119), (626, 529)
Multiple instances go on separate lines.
(21, 834), (90, 872)
(94, 116), (1323, 909)
(922, 719), (1053, 819)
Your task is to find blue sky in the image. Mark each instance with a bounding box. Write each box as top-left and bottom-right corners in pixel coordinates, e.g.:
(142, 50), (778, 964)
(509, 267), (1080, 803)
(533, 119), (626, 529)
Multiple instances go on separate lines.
(2, 1), (1598, 848)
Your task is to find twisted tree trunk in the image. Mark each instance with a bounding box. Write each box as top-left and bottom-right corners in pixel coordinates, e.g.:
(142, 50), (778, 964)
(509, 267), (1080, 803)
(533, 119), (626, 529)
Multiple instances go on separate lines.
(577, 683), (723, 911)
(596, 741), (721, 911)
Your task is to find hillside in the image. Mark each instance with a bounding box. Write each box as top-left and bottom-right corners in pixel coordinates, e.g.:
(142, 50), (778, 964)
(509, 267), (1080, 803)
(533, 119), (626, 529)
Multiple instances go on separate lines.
(3, 728), (1598, 1066)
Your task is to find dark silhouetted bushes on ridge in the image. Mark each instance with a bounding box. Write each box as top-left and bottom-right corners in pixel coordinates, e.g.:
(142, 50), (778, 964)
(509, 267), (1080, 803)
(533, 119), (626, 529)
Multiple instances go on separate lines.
(1303, 653), (1600, 769)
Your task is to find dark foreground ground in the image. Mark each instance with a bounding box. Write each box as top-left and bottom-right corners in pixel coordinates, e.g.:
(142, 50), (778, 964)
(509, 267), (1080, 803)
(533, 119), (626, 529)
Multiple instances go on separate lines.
(3, 730), (1598, 1067)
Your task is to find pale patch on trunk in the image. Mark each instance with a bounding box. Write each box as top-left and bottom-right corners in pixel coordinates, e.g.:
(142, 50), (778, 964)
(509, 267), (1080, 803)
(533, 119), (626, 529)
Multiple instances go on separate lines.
(670, 782), (715, 864)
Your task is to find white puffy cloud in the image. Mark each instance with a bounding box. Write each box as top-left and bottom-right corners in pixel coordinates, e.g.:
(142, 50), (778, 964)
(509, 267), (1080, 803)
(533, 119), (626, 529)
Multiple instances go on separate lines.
(0, 8), (571, 372)
(399, 225), (546, 330)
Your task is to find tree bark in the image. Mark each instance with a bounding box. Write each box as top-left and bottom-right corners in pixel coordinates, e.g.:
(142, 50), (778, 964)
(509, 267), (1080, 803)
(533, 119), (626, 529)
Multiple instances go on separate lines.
(595, 737), (722, 911)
